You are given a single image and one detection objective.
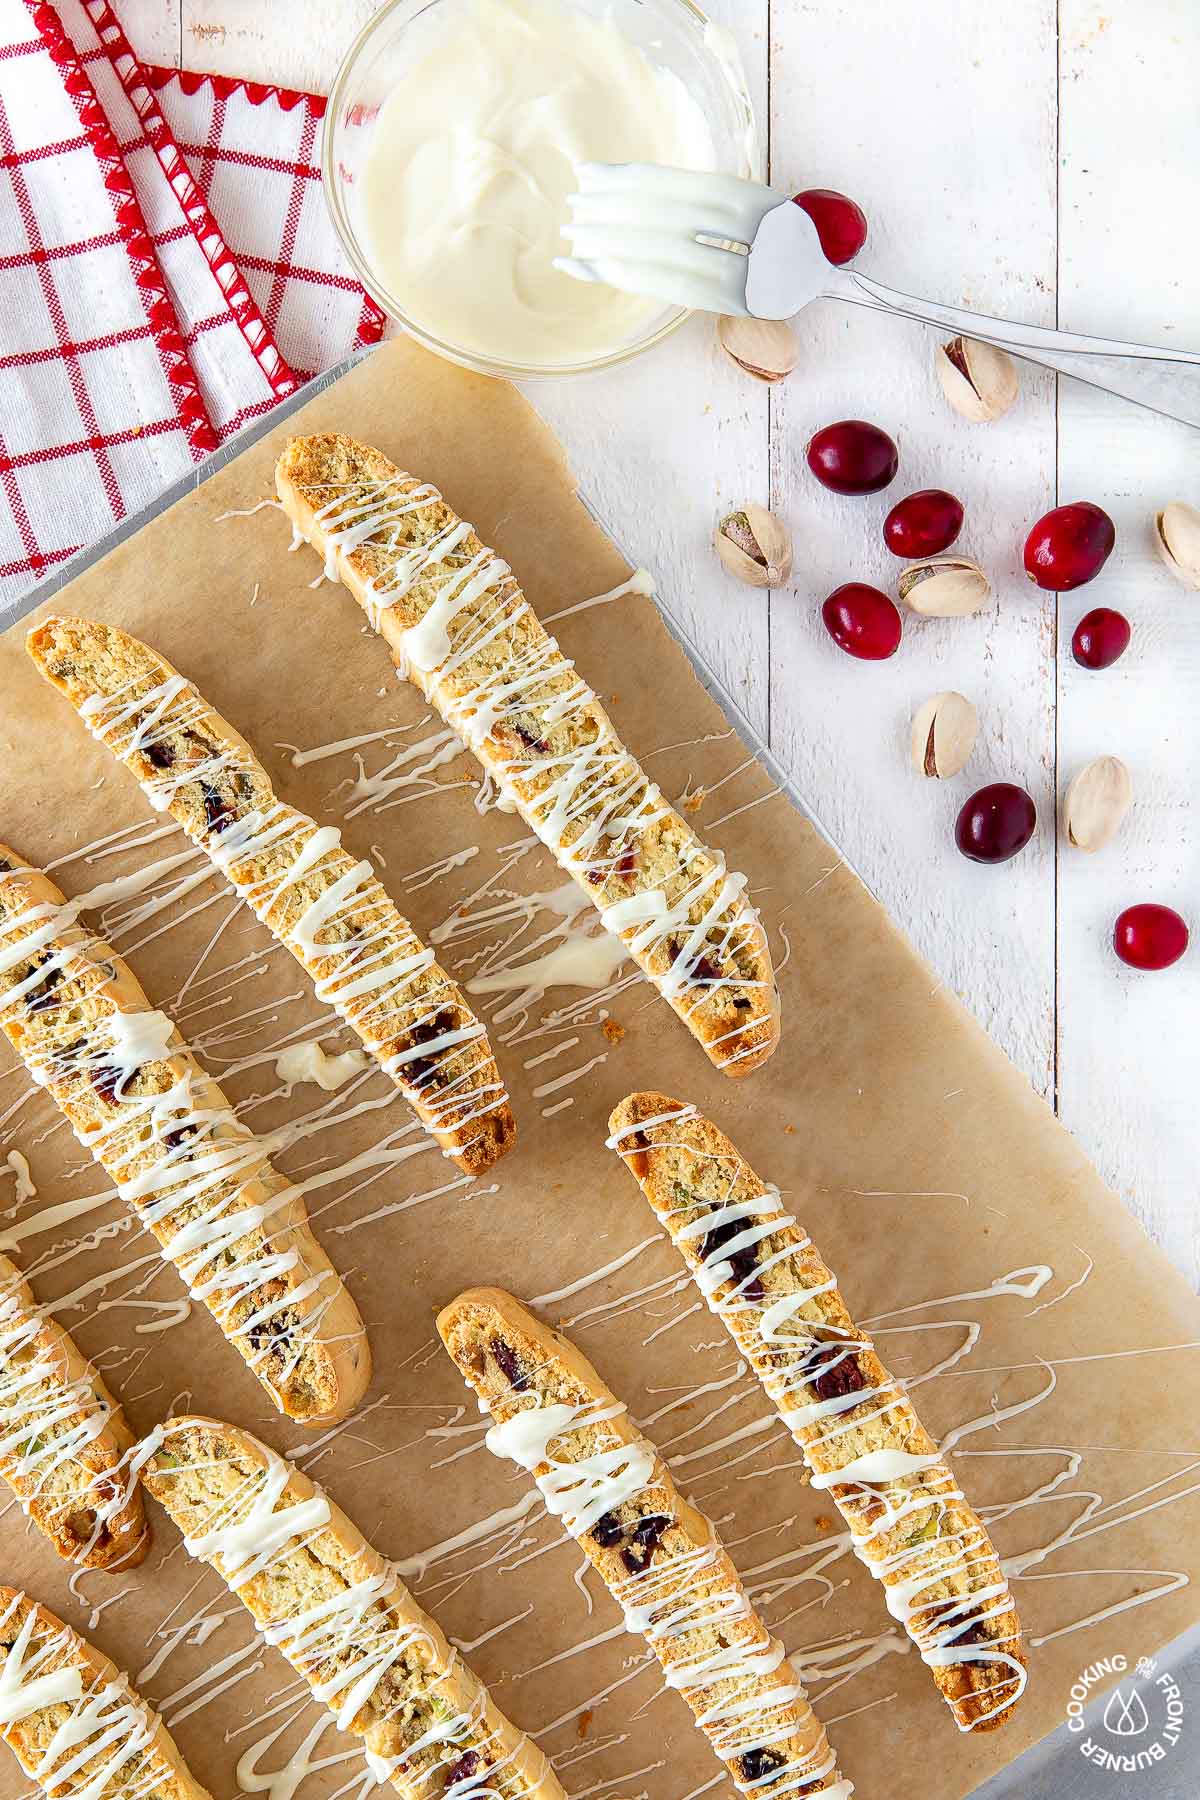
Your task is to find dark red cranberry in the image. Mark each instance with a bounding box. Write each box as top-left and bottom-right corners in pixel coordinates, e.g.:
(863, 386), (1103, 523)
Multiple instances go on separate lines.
(955, 784), (1037, 864)
(884, 488), (964, 558)
(145, 741), (175, 769)
(699, 1217), (762, 1299)
(790, 188), (868, 265)
(1023, 502), (1115, 591)
(1072, 607), (1130, 670)
(445, 1751), (481, 1789)
(591, 1512), (624, 1548)
(92, 1065), (124, 1107)
(812, 1351), (866, 1402)
(201, 785), (234, 832)
(491, 1339), (528, 1392)
(740, 1748), (784, 1784)
(1113, 904), (1189, 971)
(621, 1514), (670, 1573)
(25, 959), (62, 1013)
(807, 420), (898, 495)
(821, 584), (902, 660)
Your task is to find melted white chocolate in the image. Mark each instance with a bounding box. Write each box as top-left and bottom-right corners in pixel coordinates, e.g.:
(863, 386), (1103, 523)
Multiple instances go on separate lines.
(358, 0), (714, 367)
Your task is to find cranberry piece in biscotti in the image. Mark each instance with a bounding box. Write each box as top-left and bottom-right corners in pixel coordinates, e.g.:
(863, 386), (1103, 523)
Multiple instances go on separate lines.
(621, 1514), (671, 1573)
(491, 1338), (529, 1392)
(591, 1512), (624, 1547)
(699, 1216), (764, 1300)
(811, 1350), (866, 1402)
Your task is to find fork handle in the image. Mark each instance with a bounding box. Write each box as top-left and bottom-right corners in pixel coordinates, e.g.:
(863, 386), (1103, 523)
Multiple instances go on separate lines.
(829, 268), (1200, 431)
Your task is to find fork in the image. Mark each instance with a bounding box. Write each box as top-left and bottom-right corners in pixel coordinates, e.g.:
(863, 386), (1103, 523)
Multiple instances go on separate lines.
(557, 164), (1200, 431)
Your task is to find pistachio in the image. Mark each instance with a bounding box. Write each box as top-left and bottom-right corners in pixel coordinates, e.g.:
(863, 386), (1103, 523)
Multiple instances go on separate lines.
(910, 691), (978, 779)
(1153, 501), (1200, 591)
(1063, 755), (1132, 852)
(714, 505), (793, 589)
(935, 335), (1019, 423)
(898, 556), (990, 617)
(717, 315), (800, 383)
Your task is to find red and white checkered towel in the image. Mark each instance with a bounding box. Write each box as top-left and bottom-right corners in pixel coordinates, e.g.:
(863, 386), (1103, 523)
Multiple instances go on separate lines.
(0, 0), (385, 605)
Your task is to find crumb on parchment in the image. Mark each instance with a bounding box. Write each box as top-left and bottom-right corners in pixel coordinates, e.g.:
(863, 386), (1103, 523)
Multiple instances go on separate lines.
(602, 1019), (626, 1045)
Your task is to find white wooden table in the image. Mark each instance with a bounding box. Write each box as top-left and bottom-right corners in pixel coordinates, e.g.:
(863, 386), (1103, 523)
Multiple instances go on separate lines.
(128, 0), (1200, 1290)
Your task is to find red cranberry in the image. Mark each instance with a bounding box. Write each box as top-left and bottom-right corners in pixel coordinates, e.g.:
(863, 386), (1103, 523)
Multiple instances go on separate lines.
(1023, 502), (1116, 591)
(1071, 607), (1130, 670)
(791, 188), (868, 265)
(807, 420), (898, 496)
(883, 489), (964, 559)
(821, 584), (902, 660)
(955, 784), (1037, 863)
(1113, 904), (1189, 971)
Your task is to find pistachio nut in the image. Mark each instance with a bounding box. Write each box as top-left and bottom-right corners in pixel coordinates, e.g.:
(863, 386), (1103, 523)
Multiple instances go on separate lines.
(1153, 501), (1200, 591)
(910, 691), (978, 779)
(935, 335), (1019, 423)
(714, 505), (793, 588)
(717, 315), (801, 383)
(898, 556), (991, 617)
(1063, 755), (1132, 852)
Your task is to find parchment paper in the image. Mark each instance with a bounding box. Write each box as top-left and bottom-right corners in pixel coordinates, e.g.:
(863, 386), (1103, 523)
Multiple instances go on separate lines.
(0, 338), (1196, 1800)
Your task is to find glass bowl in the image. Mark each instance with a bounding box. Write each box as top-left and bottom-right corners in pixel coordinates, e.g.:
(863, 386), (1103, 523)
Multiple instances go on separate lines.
(323, 0), (760, 380)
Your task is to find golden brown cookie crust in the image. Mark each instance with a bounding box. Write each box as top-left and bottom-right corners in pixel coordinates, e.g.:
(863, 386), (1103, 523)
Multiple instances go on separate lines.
(606, 1091), (1027, 1733)
(277, 432), (779, 1078)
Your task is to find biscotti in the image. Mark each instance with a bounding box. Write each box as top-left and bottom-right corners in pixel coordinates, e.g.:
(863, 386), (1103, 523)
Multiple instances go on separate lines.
(0, 1588), (214, 1800)
(607, 1093), (1028, 1732)
(0, 845), (369, 1423)
(275, 433), (779, 1078)
(26, 617), (515, 1176)
(0, 1252), (146, 1569)
(438, 1286), (851, 1798)
(142, 1415), (564, 1800)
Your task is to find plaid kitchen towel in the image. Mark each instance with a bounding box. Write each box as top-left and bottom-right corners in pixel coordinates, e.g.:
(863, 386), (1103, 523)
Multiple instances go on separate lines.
(0, 0), (385, 607)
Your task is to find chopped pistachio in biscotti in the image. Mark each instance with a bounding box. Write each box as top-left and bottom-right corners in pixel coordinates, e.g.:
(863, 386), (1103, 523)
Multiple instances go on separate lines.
(143, 1417), (563, 1800)
(0, 847), (369, 1424)
(24, 616), (515, 1175)
(275, 432), (779, 1078)
(606, 1092), (1028, 1733)
(438, 1287), (852, 1798)
(0, 1588), (215, 1800)
(0, 1251), (147, 1569)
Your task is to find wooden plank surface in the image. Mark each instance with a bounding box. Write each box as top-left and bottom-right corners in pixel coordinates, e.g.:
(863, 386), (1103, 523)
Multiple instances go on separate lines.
(118, 0), (1199, 1287)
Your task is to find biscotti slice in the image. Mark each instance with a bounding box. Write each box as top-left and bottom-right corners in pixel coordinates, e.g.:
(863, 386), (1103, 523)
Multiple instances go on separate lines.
(276, 433), (779, 1078)
(26, 617), (514, 1176)
(0, 1252), (146, 1570)
(0, 1588), (214, 1800)
(142, 1414), (563, 1800)
(0, 846), (369, 1424)
(607, 1093), (1028, 1733)
(438, 1286), (851, 1798)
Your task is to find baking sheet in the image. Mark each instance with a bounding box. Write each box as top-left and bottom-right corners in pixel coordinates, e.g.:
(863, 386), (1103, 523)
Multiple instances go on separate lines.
(0, 336), (1197, 1800)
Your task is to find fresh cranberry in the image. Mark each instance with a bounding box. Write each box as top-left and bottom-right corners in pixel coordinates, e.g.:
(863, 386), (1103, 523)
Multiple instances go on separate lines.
(1113, 904), (1189, 971)
(807, 420), (899, 496)
(1023, 502), (1116, 591)
(821, 584), (902, 660)
(1071, 607), (1130, 670)
(791, 188), (868, 265)
(883, 489), (964, 558)
(955, 784), (1037, 863)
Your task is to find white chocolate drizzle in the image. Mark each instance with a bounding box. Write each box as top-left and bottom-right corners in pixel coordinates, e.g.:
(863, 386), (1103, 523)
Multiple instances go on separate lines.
(607, 1105), (1029, 1731)
(285, 472), (774, 1071)
(149, 1430), (555, 1799)
(65, 661), (509, 1159)
(478, 1359), (851, 1797)
(0, 1592), (182, 1799)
